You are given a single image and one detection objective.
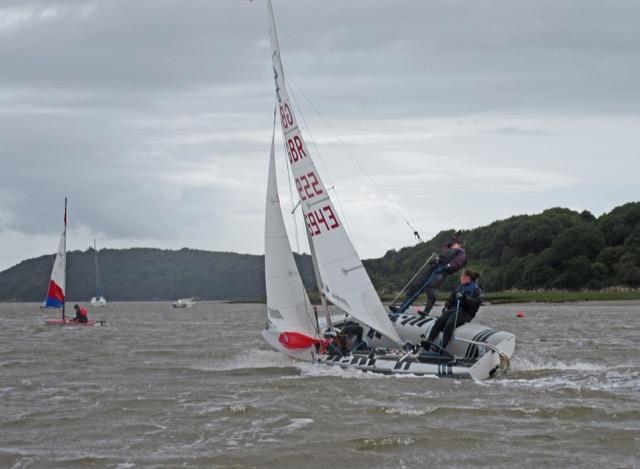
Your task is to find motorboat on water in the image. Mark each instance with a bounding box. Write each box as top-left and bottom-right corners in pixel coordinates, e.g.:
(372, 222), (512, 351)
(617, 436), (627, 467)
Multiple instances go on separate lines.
(173, 298), (197, 308)
(259, 1), (514, 380)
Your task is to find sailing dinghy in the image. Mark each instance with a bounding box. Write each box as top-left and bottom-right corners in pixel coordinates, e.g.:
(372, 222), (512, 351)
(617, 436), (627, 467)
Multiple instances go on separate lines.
(42, 198), (105, 326)
(261, 1), (513, 379)
(89, 238), (107, 307)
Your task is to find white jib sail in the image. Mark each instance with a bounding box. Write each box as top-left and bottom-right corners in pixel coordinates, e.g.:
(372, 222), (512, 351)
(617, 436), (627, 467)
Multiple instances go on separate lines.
(44, 228), (66, 308)
(265, 129), (318, 337)
(267, 0), (402, 345)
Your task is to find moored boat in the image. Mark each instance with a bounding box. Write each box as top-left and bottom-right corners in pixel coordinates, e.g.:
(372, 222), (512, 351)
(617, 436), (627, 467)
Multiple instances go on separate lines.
(173, 298), (197, 308)
(89, 238), (107, 307)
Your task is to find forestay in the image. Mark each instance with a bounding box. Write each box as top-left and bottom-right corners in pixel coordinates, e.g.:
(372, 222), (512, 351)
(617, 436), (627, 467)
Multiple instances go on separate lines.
(267, 0), (402, 344)
(265, 129), (318, 337)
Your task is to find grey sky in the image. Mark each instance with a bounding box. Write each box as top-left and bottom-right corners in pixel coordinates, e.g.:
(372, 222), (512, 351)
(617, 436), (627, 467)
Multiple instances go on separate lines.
(1, 0), (639, 270)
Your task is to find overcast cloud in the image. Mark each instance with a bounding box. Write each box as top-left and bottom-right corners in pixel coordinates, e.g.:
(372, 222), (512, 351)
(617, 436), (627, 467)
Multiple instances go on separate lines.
(1, 0), (639, 270)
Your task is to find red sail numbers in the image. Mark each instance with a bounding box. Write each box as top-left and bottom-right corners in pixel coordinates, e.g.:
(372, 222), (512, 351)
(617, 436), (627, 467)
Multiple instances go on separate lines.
(305, 205), (339, 237)
(280, 103), (294, 129)
(286, 135), (307, 163)
(280, 104), (307, 164)
(279, 102), (337, 236)
(295, 172), (323, 201)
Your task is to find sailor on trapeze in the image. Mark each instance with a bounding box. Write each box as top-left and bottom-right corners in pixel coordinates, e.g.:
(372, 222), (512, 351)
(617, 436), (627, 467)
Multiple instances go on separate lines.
(390, 233), (467, 316)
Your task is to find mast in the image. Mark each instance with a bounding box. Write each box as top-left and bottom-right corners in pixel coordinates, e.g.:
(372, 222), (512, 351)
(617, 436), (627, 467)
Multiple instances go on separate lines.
(267, 0), (401, 344)
(93, 238), (101, 298)
(305, 228), (331, 327)
(62, 197), (67, 320)
(267, 0), (329, 328)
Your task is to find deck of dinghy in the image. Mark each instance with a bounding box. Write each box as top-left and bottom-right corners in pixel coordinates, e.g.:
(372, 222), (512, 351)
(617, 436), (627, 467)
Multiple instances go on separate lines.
(316, 348), (501, 379)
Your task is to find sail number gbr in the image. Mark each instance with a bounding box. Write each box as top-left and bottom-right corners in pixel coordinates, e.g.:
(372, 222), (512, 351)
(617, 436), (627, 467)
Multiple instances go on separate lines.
(286, 136), (307, 164)
(305, 206), (339, 237)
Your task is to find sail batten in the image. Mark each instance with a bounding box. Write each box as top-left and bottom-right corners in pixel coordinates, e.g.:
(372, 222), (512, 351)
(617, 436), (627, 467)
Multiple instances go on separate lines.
(267, 0), (402, 344)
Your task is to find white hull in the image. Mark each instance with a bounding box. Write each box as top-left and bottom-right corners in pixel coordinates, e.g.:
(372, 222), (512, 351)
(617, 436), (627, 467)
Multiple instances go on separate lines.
(173, 298), (196, 308)
(90, 296), (107, 307)
(262, 312), (515, 380)
(361, 311), (516, 360)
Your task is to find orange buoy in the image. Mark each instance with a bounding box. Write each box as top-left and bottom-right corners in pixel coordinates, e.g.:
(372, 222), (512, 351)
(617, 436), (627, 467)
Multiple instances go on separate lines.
(516, 311), (525, 318)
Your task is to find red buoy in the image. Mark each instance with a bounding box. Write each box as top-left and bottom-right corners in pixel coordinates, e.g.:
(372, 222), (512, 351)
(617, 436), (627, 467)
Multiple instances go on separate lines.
(516, 311), (525, 318)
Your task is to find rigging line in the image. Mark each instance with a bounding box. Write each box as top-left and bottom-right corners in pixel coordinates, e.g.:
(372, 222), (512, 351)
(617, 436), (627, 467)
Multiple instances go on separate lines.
(286, 73), (423, 243)
(286, 76), (356, 242)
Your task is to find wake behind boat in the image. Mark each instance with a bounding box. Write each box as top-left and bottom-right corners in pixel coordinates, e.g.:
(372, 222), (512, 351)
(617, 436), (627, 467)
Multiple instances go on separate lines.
(260, 1), (514, 380)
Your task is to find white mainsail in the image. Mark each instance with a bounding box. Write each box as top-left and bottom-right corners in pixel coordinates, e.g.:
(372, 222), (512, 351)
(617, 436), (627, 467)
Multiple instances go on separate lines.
(44, 198), (67, 311)
(267, 0), (402, 344)
(265, 129), (318, 337)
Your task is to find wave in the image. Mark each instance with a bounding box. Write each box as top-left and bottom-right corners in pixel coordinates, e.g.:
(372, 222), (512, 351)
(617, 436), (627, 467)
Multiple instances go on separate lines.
(188, 349), (298, 372)
(511, 354), (607, 372)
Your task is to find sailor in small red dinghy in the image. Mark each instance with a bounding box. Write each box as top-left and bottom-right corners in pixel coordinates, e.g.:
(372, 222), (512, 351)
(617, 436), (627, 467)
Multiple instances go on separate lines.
(73, 304), (89, 323)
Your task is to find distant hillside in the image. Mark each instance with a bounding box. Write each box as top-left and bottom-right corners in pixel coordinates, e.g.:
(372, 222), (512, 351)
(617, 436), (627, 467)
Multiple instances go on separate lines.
(0, 248), (315, 302)
(1, 202), (638, 302)
(366, 202), (640, 294)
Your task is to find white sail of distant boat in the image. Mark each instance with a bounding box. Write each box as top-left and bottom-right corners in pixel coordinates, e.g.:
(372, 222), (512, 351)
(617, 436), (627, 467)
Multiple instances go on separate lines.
(267, 0), (402, 345)
(265, 125), (318, 339)
(43, 198), (67, 316)
(90, 238), (107, 307)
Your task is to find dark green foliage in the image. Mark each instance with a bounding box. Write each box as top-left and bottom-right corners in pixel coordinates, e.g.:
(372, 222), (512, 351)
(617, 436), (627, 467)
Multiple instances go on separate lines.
(552, 255), (593, 289)
(598, 202), (640, 245)
(367, 202), (640, 293)
(519, 251), (556, 289)
(548, 225), (605, 268)
(509, 220), (554, 256)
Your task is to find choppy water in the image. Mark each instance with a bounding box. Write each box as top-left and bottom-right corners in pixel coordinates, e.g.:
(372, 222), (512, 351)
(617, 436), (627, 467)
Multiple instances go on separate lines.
(0, 301), (638, 468)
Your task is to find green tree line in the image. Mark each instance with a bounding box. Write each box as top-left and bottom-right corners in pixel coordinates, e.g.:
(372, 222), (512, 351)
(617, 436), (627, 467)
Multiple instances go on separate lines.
(366, 202), (640, 295)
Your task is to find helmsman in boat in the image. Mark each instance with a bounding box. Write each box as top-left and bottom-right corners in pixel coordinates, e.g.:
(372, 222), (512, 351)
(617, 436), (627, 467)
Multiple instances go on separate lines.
(422, 269), (484, 353)
(73, 304), (89, 323)
(390, 234), (467, 316)
(324, 322), (365, 356)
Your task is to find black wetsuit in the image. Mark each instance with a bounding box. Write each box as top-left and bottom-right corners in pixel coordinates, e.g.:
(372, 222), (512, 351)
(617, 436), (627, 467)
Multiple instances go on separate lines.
(398, 244), (467, 315)
(329, 323), (365, 355)
(341, 323), (363, 344)
(425, 281), (484, 350)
